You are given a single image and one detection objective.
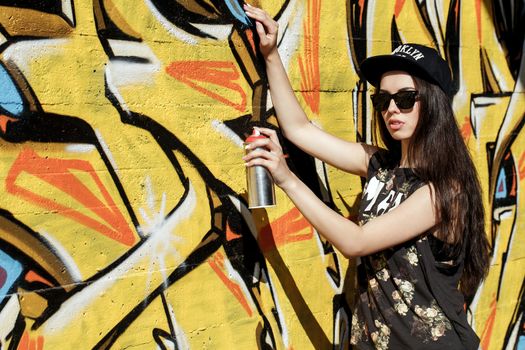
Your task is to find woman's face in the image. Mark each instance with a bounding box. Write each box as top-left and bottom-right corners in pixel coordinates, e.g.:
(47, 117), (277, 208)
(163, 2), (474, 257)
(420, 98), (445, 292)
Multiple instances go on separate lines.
(378, 71), (420, 143)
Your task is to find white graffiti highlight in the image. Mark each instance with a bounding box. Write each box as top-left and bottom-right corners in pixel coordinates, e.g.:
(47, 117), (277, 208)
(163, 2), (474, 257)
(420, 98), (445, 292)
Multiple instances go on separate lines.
(0, 296), (20, 348)
(40, 230), (83, 283)
(65, 144), (97, 153)
(42, 182), (196, 334)
(211, 119), (244, 148)
(95, 128), (121, 177)
(2, 39), (69, 74)
(106, 39), (161, 86)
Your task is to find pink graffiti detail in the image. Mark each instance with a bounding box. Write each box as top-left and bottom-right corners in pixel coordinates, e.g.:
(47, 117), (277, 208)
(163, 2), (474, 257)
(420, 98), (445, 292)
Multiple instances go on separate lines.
(6, 148), (136, 246)
(166, 61), (247, 112)
(497, 177), (505, 193)
(0, 267), (6, 289)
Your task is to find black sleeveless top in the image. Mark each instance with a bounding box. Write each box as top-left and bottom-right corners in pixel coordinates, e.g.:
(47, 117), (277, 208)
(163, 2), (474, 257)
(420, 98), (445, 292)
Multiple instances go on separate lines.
(350, 150), (479, 349)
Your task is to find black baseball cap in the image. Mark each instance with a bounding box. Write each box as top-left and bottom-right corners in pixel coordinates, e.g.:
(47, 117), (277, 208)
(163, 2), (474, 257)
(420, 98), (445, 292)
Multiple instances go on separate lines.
(360, 43), (453, 96)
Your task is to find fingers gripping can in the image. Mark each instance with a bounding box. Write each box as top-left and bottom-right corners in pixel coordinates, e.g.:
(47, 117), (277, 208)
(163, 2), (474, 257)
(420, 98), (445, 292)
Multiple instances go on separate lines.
(245, 129), (276, 208)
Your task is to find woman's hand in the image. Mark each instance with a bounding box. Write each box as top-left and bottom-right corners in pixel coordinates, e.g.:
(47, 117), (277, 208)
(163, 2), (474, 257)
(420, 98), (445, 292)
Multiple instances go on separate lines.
(243, 4), (279, 58)
(243, 127), (296, 189)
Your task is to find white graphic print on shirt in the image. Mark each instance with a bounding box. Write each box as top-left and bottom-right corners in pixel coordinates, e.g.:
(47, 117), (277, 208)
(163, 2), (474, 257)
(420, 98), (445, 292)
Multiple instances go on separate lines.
(362, 174), (403, 215)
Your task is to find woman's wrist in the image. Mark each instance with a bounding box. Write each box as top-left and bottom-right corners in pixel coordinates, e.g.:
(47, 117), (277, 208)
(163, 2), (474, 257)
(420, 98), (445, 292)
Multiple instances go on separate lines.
(264, 49), (281, 64)
(278, 172), (300, 193)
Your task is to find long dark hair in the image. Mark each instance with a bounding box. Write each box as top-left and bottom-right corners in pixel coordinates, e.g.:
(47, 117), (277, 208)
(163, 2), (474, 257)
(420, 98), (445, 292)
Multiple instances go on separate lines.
(375, 76), (490, 297)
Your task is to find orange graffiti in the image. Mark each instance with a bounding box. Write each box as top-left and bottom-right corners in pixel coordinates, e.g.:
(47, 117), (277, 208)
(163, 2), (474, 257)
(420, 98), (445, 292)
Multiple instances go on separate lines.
(25, 271), (53, 287)
(480, 297), (497, 349)
(208, 251), (253, 316)
(358, 0), (365, 25)
(0, 114), (17, 133)
(298, 0), (321, 115)
(503, 152), (517, 196)
(6, 148), (136, 246)
(245, 29), (257, 55)
(16, 331), (44, 350)
(258, 207), (314, 252)
(166, 61), (247, 112)
(475, 0), (482, 42)
(226, 222), (242, 241)
(394, 0), (407, 18)
(518, 152), (525, 181)
(460, 115), (473, 141)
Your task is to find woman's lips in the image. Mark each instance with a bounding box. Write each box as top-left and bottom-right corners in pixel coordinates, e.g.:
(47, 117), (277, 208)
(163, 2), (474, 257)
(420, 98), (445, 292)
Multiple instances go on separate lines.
(388, 119), (404, 131)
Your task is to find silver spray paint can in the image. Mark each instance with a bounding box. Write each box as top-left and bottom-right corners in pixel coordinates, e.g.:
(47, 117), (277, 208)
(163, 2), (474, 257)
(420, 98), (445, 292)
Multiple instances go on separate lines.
(245, 129), (276, 209)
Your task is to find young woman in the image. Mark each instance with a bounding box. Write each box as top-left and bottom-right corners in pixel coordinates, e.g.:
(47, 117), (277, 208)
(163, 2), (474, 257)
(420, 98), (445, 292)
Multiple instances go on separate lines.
(242, 4), (490, 349)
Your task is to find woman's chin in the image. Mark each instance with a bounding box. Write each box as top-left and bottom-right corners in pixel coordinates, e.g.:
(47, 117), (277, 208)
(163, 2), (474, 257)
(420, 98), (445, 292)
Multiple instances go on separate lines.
(387, 127), (414, 141)
(388, 132), (407, 141)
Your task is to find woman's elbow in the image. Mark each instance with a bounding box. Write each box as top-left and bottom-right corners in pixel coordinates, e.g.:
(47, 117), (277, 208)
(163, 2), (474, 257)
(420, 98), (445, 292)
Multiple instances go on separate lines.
(338, 243), (366, 259)
(326, 227), (367, 258)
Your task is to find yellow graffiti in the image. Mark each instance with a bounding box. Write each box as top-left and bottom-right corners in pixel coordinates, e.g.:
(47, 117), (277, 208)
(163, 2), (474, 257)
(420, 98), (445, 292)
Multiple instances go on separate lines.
(0, 0), (523, 349)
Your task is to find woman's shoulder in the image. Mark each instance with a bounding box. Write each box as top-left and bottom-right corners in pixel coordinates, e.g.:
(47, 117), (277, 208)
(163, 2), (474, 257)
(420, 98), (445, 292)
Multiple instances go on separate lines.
(366, 148), (399, 177)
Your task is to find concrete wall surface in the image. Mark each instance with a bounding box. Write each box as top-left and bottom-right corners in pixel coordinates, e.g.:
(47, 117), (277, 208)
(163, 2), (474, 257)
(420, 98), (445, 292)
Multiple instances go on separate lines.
(0, 0), (523, 349)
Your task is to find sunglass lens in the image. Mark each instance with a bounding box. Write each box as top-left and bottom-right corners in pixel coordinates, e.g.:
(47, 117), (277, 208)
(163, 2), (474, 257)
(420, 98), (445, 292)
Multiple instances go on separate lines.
(370, 91), (417, 111)
(371, 93), (391, 111)
(394, 91), (417, 109)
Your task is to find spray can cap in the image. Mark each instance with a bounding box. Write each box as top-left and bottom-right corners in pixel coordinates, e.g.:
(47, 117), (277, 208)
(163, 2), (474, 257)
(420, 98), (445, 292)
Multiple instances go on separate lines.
(245, 128), (267, 143)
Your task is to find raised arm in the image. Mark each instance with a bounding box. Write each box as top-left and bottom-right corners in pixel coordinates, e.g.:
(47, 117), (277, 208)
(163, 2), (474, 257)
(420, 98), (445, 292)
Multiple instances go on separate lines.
(243, 128), (438, 257)
(244, 4), (376, 177)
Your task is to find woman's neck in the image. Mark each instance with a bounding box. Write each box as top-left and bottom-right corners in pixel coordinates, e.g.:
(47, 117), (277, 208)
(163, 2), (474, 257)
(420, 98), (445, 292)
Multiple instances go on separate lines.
(400, 140), (410, 168)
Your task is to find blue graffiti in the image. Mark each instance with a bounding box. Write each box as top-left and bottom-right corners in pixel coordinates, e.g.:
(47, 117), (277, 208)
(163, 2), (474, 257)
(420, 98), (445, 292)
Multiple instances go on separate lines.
(224, 0), (252, 27)
(0, 249), (23, 302)
(495, 168), (507, 199)
(0, 63), (25, 117)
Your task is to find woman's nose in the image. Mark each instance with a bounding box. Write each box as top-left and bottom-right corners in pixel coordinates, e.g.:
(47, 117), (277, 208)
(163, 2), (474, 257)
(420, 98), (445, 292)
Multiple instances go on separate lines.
(386, 98), (400, 113)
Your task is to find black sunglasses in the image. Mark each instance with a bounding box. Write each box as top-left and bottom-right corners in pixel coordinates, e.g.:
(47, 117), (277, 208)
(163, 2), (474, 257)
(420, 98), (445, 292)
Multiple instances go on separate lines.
(370, 90), (419, 111)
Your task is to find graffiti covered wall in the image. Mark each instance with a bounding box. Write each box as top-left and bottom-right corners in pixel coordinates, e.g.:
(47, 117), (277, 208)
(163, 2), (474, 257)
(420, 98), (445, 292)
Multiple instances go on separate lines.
(0, 0), (523, 349)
